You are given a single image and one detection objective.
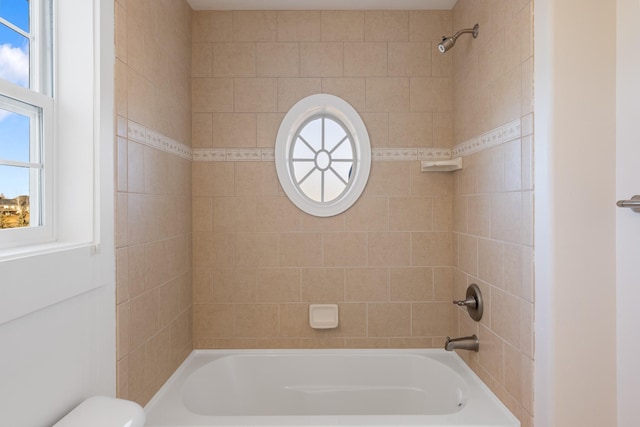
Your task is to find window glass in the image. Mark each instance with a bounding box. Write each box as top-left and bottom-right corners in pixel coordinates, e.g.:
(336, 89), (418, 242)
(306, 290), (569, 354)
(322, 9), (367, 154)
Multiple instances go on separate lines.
(0, 0), (30, 32)
(0, 22), (30, 88)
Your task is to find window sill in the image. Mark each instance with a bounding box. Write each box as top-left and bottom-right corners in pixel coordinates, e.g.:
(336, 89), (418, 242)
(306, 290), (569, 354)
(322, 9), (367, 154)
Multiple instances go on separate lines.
(0, 242), (106, 325)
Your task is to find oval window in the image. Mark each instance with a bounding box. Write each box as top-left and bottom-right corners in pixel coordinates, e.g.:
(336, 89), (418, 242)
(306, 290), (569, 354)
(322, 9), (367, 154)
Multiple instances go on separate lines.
(275, 94), (371, 217)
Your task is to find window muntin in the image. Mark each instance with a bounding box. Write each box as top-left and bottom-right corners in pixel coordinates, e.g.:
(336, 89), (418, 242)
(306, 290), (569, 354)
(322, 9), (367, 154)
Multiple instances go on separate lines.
(0, 0), (52, 237)
(275, 94), (371, 217)
(290, 115), (356, 203)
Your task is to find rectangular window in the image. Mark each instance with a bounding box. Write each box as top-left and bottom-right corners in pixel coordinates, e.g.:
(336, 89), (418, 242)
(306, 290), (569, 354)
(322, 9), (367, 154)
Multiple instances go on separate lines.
(0, 0), (53, 245)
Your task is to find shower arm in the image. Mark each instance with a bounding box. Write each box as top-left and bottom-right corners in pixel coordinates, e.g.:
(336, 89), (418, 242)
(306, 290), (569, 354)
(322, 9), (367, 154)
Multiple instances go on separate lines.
(448, 24), (480, 41)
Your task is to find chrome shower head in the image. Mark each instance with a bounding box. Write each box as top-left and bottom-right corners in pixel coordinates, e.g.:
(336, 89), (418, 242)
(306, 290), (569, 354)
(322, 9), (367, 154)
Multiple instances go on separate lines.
(438, 23), (479, 53)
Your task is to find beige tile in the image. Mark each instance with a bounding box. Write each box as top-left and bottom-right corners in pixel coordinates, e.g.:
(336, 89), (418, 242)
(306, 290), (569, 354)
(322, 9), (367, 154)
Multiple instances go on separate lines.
(235, 304), (279, 337)
(389, 196), (433, 231)
(127, 69), (157, 128)
(115, 1), (127, 62)
(366, 77), (410, 112)
(491, 192), (522, 244)
(346, 268), (389, 302)
(388, 42), (431, 77)
(116, 302), (130, 359)
(277, 78), (321, 112)
(367, 303), (411, 337)
(278, 11), (321, 41)
(192, 43), (211, 77)
(117, 357), (129, 399)
(158, 280), (181, 328)
(467, 195), (491, 238)
(409, 11), (452, 42)
(321, 78), (365, 112)
(477, 146), (505, 193)
(192, 78), (233, 112)
(431, 43), (452, 77)
(478, 324), (505, 384)
(299, 214), (345, 233)
(504, 343), (523, 403)
(412, 302), (451, 336)
(192, 113), (213, 148)
(433, 196), (452, 232)
(522, 56), (533, 116)
(257, 113), (285, 148)
(235, 162), (280, 197)
(212, 270), (256, 303)
(364, 11), (408, 42)
(234, 78), (277, 112)
(390, 337), (436, 348)
(521, 135), (533, 191)
(521, 246), (533, 303)
(116, 247), (129, 304)
(192, 162), (235, 197)
(256, 269), (300, 302)
(233, 11), (277, 42)
(521, 300), (534, 358)
(115, 62), (127, 117)
(129, 290), (158, 345)
(361, 113), (389, 148)
(344, 196), (388, 231)
(279, 233), (323, 267)
(504, 138), (522, 192)
(433, 267), (452, 301)
(453, 195), (467, 233)
(410, 77), (452, 112)
(491, 288), (522, 349)
(346, 338), (391, 348)
(211, 113), (257, 148)
(193, 267), (214, 303)
(256, 43), (300, 77)
(457, 234), (478, 275)
(368, 232), (411, 266)
(366, 162), (410, 196)
(211, 43), (256, 77)
(236, 232), (279, 268)
(491, 64), (522, 128)
(390, 267), (433, 302)
(323, 232), (368, 267)
(504, 243), (523, 297)
(301, 268), (346, 302)
(478, 239), (504, 288)
(344, 43), (387, 77)
(300, 42), (343, 77)
(193, 303), (235, 338)
(193, 11), (233, 42)
(211, 197), (259, 233)
(321, 11), (364, 42)
(433, 112), (453, 147)
(127, 244), (145, 298)
(410, 163), (453, 196)
(255, 197), (301, 232)
(411, 232), (452, 266)
(388, 112), (434, 147)
(116, 193), (128, 248)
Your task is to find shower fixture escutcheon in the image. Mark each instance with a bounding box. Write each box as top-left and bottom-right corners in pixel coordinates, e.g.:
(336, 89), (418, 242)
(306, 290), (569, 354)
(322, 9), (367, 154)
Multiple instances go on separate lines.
(438, 23), (479, 53)
(453, 283), (483, 321)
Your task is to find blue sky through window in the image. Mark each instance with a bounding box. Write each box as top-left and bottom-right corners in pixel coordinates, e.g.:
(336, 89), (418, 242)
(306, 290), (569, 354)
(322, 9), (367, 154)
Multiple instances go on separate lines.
(0, 0), (31, 200)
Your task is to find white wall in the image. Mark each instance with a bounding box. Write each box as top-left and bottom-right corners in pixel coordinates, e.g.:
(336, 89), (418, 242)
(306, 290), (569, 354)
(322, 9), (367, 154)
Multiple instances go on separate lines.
(616, 0), (640, 425)
(535, 0), (618, 425)
(0, 1), (116, 426)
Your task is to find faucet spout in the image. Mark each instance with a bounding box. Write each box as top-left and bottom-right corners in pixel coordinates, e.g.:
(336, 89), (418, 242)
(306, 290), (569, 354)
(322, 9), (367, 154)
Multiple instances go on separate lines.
(445, 335), (479, 352)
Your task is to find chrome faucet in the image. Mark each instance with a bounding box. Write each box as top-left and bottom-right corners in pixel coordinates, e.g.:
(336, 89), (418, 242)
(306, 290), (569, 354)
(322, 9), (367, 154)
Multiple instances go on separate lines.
(445, 335), (479, 352)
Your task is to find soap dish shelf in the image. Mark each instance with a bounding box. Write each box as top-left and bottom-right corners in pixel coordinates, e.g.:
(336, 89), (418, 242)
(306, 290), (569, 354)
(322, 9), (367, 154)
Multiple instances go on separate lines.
(421, 157), (462, 172)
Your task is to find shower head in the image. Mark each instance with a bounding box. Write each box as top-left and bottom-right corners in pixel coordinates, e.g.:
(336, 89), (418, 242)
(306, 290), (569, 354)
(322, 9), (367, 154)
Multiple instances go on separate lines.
(438, 23), (479, 53)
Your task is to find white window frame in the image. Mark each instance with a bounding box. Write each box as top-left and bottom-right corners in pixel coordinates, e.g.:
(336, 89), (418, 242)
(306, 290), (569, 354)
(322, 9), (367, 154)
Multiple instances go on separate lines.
(275, 94), (371, 217)
(0, 0), (54, 248)
(0, 0), (115, 326)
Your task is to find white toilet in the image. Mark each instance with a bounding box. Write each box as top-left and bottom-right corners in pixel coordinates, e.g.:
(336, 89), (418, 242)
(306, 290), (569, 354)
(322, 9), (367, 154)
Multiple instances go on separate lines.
(52, 396), (145, 427)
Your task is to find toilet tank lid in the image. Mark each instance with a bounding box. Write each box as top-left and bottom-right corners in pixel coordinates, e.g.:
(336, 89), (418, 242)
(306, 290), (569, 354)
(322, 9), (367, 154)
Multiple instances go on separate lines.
(53, 396), (145, 427)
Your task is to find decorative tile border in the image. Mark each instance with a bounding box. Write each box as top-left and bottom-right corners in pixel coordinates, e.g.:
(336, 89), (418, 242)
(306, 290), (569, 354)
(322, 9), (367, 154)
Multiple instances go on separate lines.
(452, 118), (522, 158)
(127, 117), (529, 163)
(127, 120), (193, 161)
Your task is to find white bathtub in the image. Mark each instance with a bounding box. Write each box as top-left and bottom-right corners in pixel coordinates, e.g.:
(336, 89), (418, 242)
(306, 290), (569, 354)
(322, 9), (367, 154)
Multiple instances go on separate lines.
(144, 349), (519, 427)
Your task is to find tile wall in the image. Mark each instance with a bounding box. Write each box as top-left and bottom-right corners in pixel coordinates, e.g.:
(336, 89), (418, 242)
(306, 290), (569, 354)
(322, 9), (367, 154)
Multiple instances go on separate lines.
(449, 1), (534, 426)
(114, 0), (193, 406)
(191, 10), (458, 349)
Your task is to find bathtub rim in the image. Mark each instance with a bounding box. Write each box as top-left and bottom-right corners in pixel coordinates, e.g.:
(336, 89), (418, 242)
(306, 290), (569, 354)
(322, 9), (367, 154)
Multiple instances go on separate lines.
(144, 348), (520, 427)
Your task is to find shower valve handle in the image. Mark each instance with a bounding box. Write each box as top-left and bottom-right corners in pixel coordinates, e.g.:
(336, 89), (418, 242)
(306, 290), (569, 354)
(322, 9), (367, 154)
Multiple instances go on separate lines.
(453, 297), (477, 309)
